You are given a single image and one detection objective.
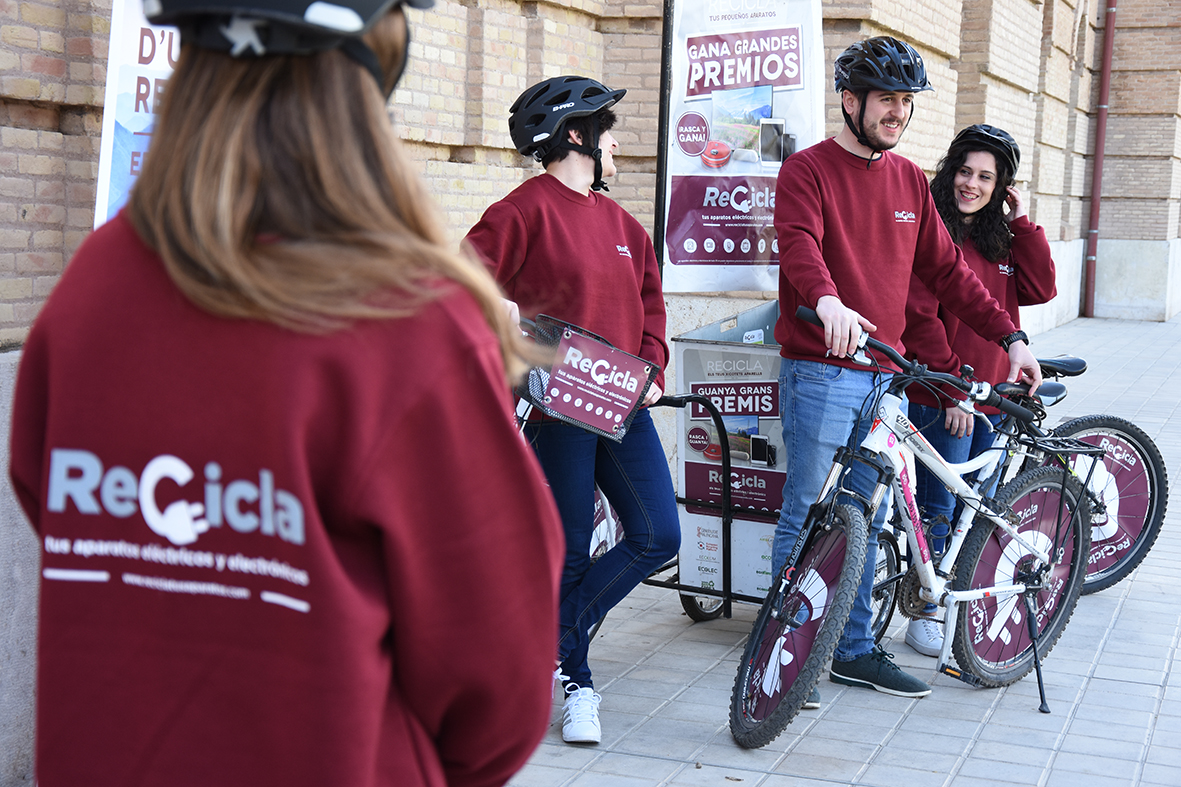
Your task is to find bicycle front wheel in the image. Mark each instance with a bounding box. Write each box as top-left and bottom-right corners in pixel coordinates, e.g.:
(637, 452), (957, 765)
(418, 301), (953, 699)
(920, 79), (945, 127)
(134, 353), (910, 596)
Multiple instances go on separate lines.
(1049, 415), (1168, 594)
(951, 466), (1090, 687)
(729, 503), (867, 748)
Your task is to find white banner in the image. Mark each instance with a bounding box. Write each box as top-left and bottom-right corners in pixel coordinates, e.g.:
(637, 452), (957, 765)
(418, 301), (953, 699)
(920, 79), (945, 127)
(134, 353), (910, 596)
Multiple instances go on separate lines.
(659, 0), (824, 293)
(94, 0), (179, 229)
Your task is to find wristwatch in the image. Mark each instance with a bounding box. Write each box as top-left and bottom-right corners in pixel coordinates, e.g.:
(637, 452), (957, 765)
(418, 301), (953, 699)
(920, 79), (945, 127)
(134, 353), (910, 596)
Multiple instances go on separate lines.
(999, 330), (1029, 351)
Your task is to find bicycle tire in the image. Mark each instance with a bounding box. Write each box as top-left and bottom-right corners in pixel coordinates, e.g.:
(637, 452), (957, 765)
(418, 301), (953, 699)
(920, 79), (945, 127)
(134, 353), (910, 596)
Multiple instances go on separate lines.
(871, 528), (900, 644)
(1048, 415), (1168, 594)
(729, 503), (867, 748)
(680, 593), (725, 622)
(951, 466), (1090, 687)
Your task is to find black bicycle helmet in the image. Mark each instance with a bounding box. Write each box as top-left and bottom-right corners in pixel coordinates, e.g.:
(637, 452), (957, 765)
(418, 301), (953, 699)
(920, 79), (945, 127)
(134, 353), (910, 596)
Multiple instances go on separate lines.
(834, 36), (932, 95)
(509, 75), (626, 191)
(834, 36), (932, 158)
(143, 0), (433, 93)
(949, 124), (1021, 184)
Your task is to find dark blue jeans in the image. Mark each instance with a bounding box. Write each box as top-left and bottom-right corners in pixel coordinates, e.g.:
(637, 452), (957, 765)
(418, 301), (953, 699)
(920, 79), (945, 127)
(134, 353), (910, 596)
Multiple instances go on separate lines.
(909, 402), (1002, 552)
(525, 408), (680, 688)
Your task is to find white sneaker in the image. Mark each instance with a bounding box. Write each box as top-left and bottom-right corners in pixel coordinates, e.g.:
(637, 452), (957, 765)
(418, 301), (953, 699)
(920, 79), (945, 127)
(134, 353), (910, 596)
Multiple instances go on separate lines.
(905, 617), (944, 658)
(562, 684), (602, 744)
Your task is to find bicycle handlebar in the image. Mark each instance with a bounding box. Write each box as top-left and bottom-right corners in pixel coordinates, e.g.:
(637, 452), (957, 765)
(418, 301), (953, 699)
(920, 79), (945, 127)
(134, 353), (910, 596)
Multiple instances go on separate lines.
(794, 306), (1036, 423)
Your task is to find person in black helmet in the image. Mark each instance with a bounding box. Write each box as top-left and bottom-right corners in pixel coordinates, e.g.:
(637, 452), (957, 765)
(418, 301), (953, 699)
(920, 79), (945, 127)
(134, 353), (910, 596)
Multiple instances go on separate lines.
(9, 1), (567, 785)
(900, 124), (1056, 658)
(769, 37), (1042, 705)
(465, 75), (680, 746)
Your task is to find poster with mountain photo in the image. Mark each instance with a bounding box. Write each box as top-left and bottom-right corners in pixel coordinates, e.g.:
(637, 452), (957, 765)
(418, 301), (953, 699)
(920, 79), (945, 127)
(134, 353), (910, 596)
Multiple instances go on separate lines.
(657, 0), (824, 293)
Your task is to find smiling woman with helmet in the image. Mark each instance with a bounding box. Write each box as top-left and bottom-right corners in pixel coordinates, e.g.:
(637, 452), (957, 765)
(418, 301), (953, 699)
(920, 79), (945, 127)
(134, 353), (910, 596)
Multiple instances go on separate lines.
(465, 75), (680, 747)
(900, 124), (1056, 658)
(9, 1), (565, 785)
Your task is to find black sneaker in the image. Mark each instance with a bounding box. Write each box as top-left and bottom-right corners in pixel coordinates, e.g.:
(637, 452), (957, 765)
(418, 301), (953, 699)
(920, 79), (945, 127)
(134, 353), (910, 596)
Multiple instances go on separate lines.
(802, 685), (821, 710)
(830, 646), (931, 697)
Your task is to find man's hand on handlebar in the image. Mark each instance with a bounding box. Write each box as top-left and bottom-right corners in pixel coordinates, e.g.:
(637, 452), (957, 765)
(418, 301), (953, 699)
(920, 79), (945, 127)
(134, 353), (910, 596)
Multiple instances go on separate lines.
(815, 295), (877, 359)
(945, 405), (976, 438)
(643, 382), (663, 408)
(1006, 340), (1041, 396)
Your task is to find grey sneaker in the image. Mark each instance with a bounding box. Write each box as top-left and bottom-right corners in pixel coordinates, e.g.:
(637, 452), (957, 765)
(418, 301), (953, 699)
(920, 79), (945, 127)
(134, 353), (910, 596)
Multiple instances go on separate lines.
(905, 617), (943, 658)
(802, 685), (821, 710)
(830, 646), (931, 697)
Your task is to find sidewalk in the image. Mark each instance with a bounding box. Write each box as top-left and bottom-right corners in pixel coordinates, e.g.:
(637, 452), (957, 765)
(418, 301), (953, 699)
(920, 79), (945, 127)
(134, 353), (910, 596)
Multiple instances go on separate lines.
(509, 315), (1181, 787)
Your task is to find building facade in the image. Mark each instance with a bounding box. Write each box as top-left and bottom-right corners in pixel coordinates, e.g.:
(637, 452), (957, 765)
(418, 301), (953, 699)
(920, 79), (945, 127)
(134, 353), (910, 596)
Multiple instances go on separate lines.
(0, 0), (1179, 780)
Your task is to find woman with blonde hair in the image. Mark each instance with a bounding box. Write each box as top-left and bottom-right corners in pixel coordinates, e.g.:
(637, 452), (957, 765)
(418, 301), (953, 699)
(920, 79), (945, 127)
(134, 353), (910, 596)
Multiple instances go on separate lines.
(9, 1), (563, 785)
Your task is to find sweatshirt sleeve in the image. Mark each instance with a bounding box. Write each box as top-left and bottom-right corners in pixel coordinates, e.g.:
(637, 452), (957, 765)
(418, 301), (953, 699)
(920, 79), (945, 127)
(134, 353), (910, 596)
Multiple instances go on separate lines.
(463, 200), (529, 287)
(637, 236), (669, 391)
(1009, 216), (1057, 307)
(910, 190), (1015, 343)
(353, 324), (563, 787)
(774, 156), (840, 306)
(902, 272), (965, 402)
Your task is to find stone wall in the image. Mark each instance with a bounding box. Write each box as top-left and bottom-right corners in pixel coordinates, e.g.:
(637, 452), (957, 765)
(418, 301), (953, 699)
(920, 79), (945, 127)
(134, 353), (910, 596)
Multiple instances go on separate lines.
(1, 0), (1179, 781)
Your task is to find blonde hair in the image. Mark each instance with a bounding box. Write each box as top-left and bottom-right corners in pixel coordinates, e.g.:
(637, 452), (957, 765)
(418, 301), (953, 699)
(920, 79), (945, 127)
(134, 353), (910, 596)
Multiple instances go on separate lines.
(127, 11), (529, 379)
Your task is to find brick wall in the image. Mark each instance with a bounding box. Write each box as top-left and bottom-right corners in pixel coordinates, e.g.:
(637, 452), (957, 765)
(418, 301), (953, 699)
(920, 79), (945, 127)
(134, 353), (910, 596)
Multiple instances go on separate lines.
(0, 0), (1177, 345)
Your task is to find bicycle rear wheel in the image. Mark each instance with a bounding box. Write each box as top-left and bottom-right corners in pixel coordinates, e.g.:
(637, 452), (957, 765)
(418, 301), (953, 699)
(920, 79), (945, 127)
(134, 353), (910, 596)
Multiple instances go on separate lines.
(1048, 415), (1168, 594)
(729, 503), (867, 748)
(870, 528), (900, 644)
(951, 466), (1090, 687)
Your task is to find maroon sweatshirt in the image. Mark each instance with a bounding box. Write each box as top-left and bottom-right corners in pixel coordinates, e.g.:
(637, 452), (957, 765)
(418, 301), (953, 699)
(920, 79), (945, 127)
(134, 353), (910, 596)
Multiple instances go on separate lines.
(464, 173), (669, 390)
(10, 213), (564, 787)
(903, 215), (1057, 411)
(773, 138), (1016, 370)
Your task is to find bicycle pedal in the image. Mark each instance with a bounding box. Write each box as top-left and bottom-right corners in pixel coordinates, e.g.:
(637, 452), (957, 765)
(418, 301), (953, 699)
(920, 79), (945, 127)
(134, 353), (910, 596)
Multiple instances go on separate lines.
(939, 663), (985, 687)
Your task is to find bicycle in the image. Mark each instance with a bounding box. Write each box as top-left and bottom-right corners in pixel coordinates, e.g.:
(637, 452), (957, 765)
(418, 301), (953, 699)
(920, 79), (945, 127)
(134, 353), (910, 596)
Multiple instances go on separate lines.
(729, 307), (1096, 749)
(996, 358), (1169, 595)
(868, 354), (1170, 645)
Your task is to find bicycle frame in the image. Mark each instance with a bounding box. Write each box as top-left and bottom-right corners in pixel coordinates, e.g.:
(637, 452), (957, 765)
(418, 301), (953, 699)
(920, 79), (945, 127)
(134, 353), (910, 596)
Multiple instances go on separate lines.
(810, 390), (1061, 666)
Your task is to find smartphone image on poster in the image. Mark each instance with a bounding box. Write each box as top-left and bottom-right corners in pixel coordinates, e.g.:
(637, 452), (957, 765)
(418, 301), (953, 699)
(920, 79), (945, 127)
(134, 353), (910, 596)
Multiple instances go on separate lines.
(759, 119), (785, 164)
(750, 433), (769, 465)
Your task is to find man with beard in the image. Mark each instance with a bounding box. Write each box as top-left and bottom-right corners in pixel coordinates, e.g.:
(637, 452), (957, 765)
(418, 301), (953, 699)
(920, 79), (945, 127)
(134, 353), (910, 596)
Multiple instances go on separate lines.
(769, 36), (1041, 706)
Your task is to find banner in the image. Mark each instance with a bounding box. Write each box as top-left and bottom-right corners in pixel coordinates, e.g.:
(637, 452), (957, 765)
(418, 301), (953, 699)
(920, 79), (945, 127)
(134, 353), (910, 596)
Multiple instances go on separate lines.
(94, 0), (179, 229)
(658, 0), (824, 293)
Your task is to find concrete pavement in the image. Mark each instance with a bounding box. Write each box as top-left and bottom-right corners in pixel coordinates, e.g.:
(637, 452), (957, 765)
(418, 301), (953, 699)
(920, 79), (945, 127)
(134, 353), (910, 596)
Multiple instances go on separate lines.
(509, 315), (1181, 787)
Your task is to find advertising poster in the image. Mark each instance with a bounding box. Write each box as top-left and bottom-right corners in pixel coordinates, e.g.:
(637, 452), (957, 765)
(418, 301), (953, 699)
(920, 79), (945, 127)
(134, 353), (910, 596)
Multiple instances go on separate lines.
(672, 301), (784, 597)
(658, 0), (824, 292)
(94, 0), (179, 229)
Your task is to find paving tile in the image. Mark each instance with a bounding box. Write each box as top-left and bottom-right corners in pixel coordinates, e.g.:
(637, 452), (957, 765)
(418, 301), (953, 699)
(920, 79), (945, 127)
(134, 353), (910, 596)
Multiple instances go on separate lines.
(1048, 749), (1138, 778)
(861, 762), (950, 787)
(1057, 731), (1144, 761)
(664, 761), (769, 786)
(955, 754), (1045, 785)
(582, 752), (683, 781)
(1043, 769), (1133, 787)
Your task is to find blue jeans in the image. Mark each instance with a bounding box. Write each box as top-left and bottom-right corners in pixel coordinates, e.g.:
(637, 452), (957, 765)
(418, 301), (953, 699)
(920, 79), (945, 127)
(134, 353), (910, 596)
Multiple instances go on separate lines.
(525, 408), (680, 688)
(771, 359), (893, 663)
(909, 403), (1002, 553)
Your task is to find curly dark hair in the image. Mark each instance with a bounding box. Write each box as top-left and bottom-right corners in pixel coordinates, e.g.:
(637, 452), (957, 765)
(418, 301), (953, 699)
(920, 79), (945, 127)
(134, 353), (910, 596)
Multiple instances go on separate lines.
(929, 145), (1014, 263)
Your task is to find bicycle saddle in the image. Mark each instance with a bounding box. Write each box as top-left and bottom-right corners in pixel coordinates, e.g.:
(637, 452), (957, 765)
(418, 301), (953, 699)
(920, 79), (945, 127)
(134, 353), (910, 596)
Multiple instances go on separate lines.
(1038, 356), (1087, 378)
(995, 380), (1067, 408)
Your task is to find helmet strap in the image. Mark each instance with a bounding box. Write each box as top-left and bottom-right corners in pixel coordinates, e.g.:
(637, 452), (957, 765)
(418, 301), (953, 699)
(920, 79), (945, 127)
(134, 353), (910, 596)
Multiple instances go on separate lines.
(556, 113), (610, 192)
